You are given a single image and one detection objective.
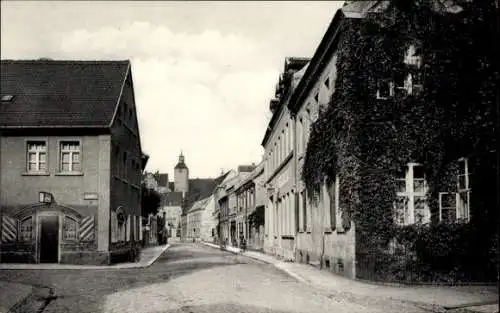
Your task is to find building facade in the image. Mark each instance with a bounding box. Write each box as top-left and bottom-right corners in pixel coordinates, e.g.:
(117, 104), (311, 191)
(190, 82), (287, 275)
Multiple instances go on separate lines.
(234, 162), (266, 250)
(213, 170), (236, 243)
(261, 57), (310, 261)
(284, 4), (380, 278)
(0, 60), (146, 264)
(216, 168), (252, 247)
(158, 191), (183, 240)
(199, 196), (216, 242)
(186, 197), (211, 241)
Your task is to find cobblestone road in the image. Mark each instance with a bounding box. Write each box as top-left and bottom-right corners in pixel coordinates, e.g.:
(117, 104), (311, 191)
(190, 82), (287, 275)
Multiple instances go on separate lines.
(0, 243), (430, 313)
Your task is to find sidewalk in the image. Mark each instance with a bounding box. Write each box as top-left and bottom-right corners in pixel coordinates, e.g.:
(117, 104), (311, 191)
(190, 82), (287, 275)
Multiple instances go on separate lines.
(0, 281), (33, 313)
(0, 244), (170, 270)
(202, 242), (499, 313)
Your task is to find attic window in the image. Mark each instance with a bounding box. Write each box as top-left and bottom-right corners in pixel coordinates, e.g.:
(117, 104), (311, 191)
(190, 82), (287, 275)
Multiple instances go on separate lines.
(1, 95), (14, 102)
(324, 77), (330, 89)
(314, 92), (319, 103)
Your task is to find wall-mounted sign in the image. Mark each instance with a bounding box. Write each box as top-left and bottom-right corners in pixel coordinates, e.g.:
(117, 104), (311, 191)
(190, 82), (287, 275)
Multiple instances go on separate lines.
(39, 191), (54, 204)
(83, 193), (99, 200)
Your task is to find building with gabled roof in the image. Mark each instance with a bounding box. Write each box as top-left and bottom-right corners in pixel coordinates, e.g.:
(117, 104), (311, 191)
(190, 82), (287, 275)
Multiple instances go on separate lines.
(0, 59), (146, 264)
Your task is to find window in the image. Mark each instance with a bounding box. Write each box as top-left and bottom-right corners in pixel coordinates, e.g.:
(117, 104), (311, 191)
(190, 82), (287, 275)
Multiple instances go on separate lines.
(377, 81), (394, 99)
(439, 158), (472, 223)
(63, 216), (78, 240)
(457, 158), (471, 221)
(128, 108), (133, 121)
(439, 192), (457, 223)
(19, 216), (33, 241)
(123, 152), (127, 178)
(314, 92), (319, 103)
(302, 190), (307, 231)
(324, 77), (330, 89)
(27, 141), (47, 173)
(1, 95), (14, 102)
(298, 118), (304, 154)
(394, 163), (429, 225)
(60, 141), (81, 172)
(328, 176), (339, 231)
(404, 44), (422, 68)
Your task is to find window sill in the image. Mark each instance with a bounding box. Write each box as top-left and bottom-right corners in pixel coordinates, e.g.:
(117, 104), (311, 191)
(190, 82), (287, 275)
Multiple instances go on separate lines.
(306, 231), (311, 234)
(22, 172), (50, 176)
(55, 172), (83, 176)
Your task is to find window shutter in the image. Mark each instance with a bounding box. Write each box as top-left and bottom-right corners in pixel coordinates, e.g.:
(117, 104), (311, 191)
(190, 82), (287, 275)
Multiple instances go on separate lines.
(2, 215), (17, 243)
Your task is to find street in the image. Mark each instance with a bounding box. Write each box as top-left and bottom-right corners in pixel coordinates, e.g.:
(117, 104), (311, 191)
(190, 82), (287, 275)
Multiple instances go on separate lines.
(0, 243), (431, 313)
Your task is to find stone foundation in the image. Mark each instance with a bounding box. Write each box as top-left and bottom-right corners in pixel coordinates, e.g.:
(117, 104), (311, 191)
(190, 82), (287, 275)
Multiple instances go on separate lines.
(295, 248), (354, 279)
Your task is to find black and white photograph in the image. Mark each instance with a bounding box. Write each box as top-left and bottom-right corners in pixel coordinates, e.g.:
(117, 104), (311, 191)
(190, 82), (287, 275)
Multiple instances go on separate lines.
(0, 1), (498, 312)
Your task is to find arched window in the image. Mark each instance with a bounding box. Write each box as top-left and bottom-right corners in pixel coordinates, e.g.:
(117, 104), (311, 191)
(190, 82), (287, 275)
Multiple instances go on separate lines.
(19, 216), (33, 242)
(63, 216), (78, 241)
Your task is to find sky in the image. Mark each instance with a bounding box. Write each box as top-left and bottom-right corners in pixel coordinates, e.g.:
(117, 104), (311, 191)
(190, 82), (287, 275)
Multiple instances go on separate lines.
(1, 1), (345, 179)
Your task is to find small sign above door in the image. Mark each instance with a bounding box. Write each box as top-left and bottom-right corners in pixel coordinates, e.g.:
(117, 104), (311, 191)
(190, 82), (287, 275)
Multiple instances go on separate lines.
(83, 193), (99, 200)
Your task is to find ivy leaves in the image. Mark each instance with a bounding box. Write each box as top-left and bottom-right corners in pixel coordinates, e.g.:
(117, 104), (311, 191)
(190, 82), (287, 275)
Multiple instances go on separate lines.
(302, 0), (496, 228)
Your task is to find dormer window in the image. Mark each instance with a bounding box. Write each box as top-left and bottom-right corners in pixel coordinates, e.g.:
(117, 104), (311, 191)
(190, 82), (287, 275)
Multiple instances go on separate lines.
(314, 92), (319, 103)
(404, 44), (422, 68)
(1, 95), (14, 102)
(324, 77), (330, 89)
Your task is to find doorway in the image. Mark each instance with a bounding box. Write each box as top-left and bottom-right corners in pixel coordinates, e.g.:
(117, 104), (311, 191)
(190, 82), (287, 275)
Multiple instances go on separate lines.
(39, 215), (59, 263)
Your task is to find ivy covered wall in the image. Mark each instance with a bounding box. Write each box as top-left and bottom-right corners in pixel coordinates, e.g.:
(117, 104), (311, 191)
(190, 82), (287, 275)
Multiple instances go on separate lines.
(302, 0), (498, 283)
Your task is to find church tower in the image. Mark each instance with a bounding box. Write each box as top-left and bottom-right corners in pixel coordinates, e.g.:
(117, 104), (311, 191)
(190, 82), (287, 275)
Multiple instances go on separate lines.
(174, 151), (189, 197)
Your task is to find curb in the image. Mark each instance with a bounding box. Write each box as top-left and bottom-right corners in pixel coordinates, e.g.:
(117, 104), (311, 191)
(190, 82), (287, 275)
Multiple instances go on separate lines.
(201, 242), (308, 284)
(201, 242), (498, 313)
(0, 244), (170, 270)
(141, 244), (171, 268)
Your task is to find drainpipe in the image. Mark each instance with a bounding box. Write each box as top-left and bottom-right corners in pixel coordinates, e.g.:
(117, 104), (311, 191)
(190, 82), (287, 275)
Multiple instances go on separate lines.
(320, 233), (325, 269)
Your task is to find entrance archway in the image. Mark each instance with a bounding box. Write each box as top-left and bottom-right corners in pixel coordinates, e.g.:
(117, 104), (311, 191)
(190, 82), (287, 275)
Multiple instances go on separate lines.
(15, 203), (83, 263)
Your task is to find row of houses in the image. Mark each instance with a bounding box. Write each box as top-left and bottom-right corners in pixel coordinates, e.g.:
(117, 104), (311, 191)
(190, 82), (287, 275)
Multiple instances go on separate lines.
(214, 0), (497, 283)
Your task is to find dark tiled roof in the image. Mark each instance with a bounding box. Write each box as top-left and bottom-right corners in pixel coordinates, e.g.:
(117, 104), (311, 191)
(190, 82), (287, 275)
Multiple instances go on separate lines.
(157, 173), (169, 187)
(214, 171), (231, 186)
(174, 161), (188, 170)
(238, 165), (256, 173)
(0, 60), (130, 128)
(185, 178), (217, 204)
(161, 191), (183, 206)
(180, 172), (231, 214)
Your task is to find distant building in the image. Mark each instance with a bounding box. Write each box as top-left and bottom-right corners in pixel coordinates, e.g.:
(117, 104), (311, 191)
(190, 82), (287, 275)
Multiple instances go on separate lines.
(174, 152), (189, 197)
(158, 191), (183, 240)
(0, 59), (147, 264)
(151, 153), (231, 241)
(217, 166), (255, 247)
(186, 196), (212, 242)
(234, 161), (265, 249)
